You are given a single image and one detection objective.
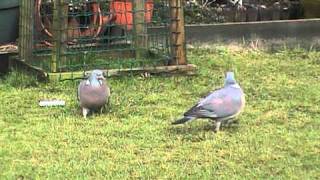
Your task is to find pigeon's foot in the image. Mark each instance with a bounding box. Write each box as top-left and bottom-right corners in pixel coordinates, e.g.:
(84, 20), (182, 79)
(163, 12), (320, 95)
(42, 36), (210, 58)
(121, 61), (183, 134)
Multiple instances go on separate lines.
(213, 121), (222, 133)
(223, 118), (239, 126)
(82, 108), (90, 119)
(140, 72), (151, 78)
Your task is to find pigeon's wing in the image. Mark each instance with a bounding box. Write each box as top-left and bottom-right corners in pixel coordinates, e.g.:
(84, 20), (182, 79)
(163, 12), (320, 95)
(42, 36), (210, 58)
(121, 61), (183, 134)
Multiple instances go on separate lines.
(101, 81), (111, 105)
(77, 80), (87, 101)
(184, 87), (241, 119)
(189, 87), (225, 111)
(198, 87), (223, 100)
(183, 103), (218, 118)
(105, 81), (111, 98)
(77, 84), (80, 101)
(183, 89), (226, 118)
(77, 82), (82, 101)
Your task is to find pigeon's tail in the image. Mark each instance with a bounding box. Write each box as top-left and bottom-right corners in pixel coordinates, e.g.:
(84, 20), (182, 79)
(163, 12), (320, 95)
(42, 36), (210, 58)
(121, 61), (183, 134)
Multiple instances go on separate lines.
(172, 116), (195, 125)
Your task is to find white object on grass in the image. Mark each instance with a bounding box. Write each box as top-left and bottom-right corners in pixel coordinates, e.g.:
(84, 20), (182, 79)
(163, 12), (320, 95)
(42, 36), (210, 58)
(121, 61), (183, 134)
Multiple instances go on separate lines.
(39, 100), (66, 107)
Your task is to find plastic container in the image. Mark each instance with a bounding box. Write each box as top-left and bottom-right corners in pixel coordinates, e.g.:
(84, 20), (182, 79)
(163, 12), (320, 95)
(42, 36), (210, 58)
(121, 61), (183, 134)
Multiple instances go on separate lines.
(110, 0), (154, 30)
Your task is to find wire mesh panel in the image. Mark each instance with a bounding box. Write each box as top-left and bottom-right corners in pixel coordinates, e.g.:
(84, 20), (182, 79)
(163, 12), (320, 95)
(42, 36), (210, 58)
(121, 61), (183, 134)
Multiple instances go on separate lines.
(19, 0), (190, 80)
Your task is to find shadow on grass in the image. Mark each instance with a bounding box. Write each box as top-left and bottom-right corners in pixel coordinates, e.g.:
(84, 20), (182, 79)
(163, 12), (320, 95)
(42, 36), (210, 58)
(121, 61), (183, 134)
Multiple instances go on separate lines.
(168, 120), (241, 141)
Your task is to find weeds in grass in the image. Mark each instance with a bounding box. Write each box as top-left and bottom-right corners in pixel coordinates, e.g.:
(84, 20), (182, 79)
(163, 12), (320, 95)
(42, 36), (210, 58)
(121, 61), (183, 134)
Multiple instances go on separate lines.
(1, 70), (39, 88)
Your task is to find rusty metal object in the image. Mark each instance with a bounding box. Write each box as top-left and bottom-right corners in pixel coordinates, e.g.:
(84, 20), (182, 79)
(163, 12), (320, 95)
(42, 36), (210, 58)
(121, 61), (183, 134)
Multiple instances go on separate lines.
(34, 0), (115, 46)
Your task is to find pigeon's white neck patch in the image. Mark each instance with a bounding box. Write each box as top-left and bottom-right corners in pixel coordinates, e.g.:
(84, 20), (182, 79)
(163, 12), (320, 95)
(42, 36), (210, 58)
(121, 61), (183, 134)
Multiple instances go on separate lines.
(230, 83), (241, 89)
(85, 80), (90, 85)
(86, 78), (101, 87)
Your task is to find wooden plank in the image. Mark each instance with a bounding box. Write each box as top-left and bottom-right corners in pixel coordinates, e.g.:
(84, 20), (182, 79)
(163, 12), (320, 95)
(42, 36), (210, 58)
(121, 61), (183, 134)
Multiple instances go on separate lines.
(0, 51), (18, 55)
(169, 0), (187, 65)
(0, 44), (18, 55)
(33, 49), (136, 62)
(48, 64), (197, 81)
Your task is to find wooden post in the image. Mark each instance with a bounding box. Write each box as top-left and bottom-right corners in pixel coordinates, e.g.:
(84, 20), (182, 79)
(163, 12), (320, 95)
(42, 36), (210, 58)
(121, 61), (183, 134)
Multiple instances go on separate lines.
(169, 0), (187, 65)
(51, 0), (68, 73)
(133, 0), (147, 59)
(19, 0), (24, 60)
(51, 0), (59, 72)
(19, 0), (34, 63)
(61, 1), (68, 70)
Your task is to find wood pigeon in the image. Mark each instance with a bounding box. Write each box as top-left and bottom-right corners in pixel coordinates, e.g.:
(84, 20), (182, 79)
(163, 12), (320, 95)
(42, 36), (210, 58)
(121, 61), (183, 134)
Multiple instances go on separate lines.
(78, 70), (110, 118)
(172, 72), (245, 132)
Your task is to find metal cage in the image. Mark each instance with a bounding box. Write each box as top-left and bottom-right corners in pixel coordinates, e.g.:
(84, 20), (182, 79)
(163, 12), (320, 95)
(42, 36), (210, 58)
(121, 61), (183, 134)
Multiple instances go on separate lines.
(19, 0), (194, 80)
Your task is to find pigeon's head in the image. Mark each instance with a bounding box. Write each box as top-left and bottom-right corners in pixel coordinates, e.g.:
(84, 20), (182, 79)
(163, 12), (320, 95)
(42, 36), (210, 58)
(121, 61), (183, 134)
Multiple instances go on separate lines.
(87, 70), (105, 86)
(224, 71), (237, 86)
(91, 70), (105, 80)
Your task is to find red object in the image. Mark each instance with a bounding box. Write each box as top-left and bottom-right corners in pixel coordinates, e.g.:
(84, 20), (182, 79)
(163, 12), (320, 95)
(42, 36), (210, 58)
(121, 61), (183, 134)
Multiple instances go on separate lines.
(110, 0), (154, 30)
(35, 0), (114, 46)
(34, 0), (154, 47)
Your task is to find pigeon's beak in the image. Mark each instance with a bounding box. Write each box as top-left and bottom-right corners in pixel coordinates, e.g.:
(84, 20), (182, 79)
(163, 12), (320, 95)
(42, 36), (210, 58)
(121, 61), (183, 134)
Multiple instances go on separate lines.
(97, 74), (105, 80)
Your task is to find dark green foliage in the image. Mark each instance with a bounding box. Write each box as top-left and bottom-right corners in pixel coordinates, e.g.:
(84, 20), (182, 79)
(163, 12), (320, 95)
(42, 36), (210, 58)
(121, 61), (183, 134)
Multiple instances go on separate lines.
(184, 0), (304, 23)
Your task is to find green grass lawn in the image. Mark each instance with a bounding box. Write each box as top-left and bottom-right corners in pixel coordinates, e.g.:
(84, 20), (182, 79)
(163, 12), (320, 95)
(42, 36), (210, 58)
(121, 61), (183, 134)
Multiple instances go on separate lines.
(0, 45), (320, 179)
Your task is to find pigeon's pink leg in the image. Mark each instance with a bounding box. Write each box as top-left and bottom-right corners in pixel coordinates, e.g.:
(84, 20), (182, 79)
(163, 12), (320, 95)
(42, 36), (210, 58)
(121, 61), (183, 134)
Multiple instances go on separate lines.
(82, 108), (90, 119)
(214, 121), (222, 132)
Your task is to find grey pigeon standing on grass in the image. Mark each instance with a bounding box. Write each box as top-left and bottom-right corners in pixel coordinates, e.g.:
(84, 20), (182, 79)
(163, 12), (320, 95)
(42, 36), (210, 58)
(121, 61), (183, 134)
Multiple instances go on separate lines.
(172, 72), (245, 132)
(78, 70), (110, 118)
